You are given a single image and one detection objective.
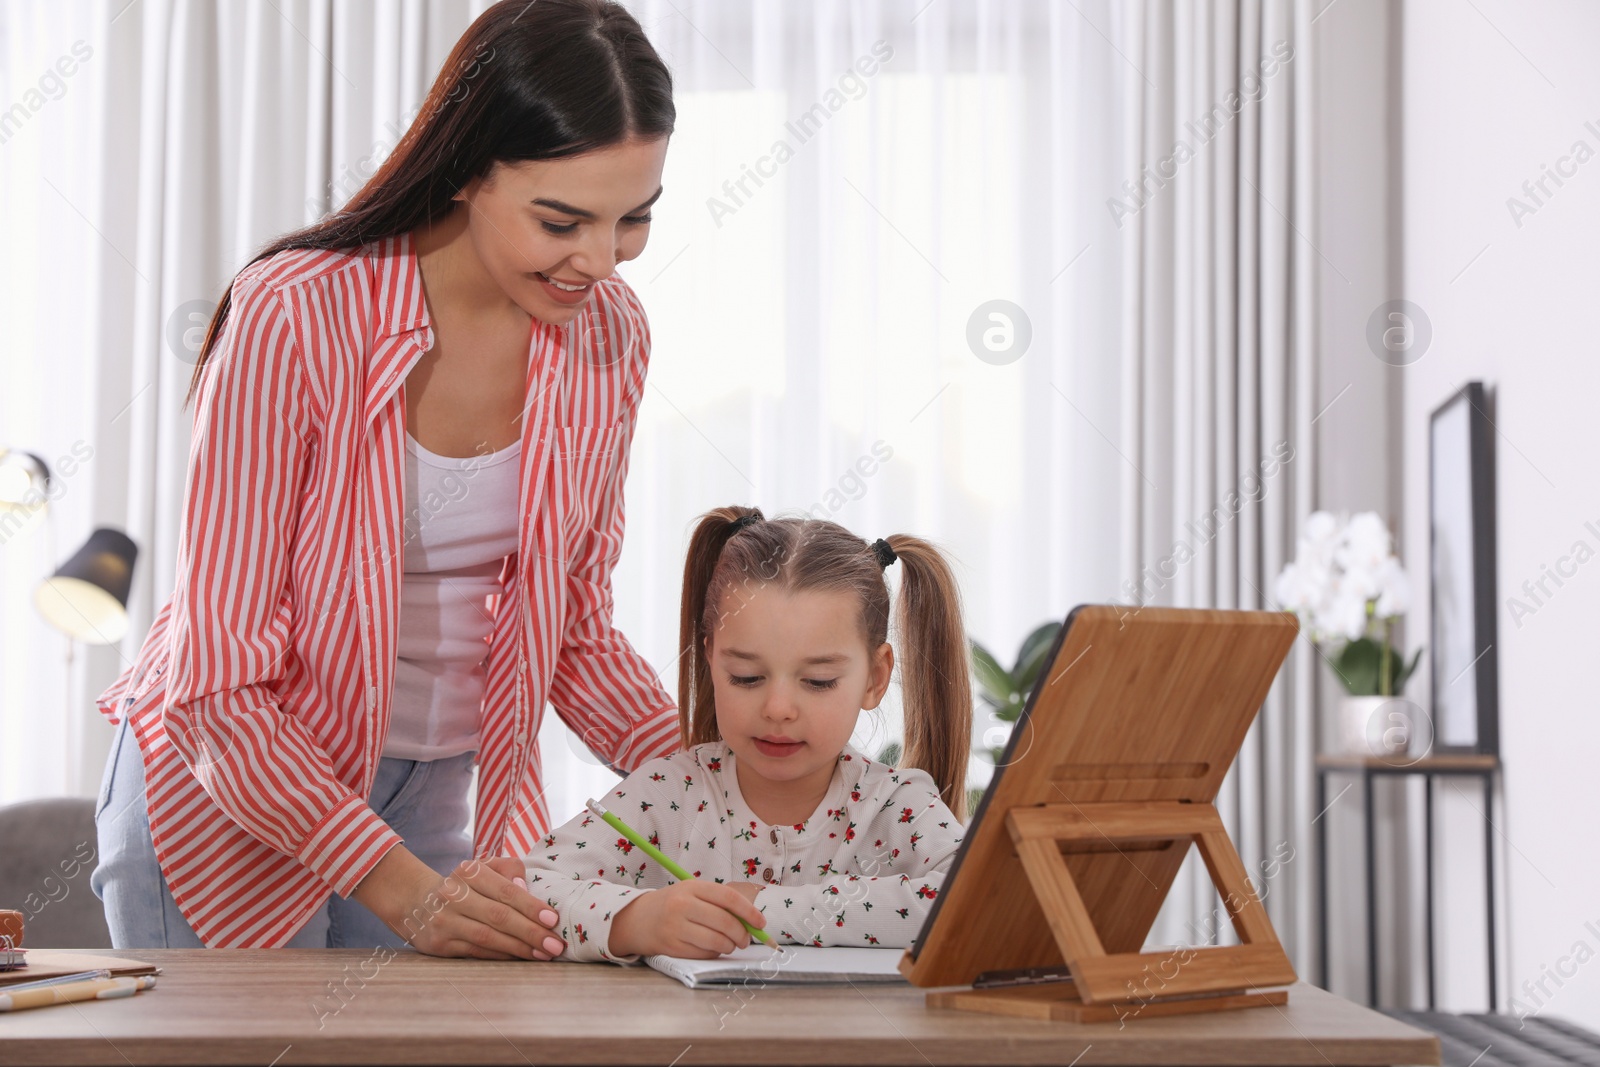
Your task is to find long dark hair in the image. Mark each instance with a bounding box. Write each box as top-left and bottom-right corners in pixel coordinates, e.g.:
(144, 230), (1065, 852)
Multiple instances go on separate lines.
(678, 507), (973, 821)
(185, 0), (674, 405)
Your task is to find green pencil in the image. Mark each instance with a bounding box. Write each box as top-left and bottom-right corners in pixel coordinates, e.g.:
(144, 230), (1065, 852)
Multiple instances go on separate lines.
(585, 797), (780, 951)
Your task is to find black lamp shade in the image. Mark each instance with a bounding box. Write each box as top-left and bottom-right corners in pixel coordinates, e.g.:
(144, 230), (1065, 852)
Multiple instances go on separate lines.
(34, 527), (139, 644)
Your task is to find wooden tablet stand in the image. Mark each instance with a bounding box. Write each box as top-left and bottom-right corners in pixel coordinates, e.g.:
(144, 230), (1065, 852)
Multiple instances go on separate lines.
(901, 607), (1302, 1024)
(929, 800), (1296, 1023)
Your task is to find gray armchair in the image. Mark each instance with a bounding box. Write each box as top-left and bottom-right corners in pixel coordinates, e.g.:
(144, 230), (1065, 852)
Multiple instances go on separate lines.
(0, 797), (113, 948)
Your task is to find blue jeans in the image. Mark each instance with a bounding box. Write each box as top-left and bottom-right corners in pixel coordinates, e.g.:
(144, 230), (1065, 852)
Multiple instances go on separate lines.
(90, 715), (475, 949)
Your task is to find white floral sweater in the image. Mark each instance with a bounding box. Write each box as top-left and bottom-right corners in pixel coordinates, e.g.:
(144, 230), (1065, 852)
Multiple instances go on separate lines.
(521, 740), (966, 964)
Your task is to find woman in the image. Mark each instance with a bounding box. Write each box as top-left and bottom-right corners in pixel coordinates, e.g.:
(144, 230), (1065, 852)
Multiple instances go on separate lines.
(89, 0), (679, 960)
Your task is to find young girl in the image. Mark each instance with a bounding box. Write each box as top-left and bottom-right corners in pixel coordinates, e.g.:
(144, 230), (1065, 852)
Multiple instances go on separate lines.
(521, 506), (973, 963)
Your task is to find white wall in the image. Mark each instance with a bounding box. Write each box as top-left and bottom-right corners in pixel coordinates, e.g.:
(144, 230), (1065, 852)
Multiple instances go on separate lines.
(1401, 0), (1600, 1028)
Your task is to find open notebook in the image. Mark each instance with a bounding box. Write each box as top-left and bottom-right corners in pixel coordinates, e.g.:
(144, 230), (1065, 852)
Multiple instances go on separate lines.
(644, 945), (908, 989)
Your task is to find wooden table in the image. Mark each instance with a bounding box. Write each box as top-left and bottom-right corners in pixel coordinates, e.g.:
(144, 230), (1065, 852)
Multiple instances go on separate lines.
(0, 949), (1441, 1066)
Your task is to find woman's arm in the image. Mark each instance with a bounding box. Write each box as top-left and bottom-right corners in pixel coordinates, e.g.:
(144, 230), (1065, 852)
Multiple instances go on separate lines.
(547, 285), (679, 773)
(162, 269), (404, 899)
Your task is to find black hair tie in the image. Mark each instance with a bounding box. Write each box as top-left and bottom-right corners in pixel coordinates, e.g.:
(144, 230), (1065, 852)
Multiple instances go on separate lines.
(728, 513), (760, 535)
(870, 538), (897, 568)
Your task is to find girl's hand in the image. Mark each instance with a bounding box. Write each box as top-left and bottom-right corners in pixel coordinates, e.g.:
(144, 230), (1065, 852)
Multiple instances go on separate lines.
(609, 881), (767, 959)
(353, 847), (566, 960)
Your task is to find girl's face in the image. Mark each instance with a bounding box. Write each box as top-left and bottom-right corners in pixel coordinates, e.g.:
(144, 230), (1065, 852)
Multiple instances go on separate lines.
(707, 585), (894, 805)
(451, 137), (669, 325)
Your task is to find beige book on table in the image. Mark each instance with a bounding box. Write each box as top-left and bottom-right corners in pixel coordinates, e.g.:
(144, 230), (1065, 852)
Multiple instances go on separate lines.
(0, 951), (161, 986)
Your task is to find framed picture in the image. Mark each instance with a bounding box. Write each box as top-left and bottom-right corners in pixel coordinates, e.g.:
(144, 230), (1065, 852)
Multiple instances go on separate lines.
(1428, 382), (1499, 756)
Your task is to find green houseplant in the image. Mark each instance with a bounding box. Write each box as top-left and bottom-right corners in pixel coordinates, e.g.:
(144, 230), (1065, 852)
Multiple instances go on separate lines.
(969, 621), (1062, 763)
(875, 621), (1062, 819)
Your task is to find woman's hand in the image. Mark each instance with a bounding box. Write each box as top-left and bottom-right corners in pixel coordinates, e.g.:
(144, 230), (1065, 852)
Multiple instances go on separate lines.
(608, 881), (767, 959)
(352, 847), (566, 960)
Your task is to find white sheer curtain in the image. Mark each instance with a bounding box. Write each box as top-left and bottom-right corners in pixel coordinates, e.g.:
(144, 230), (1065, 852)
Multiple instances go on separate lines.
(1, 0), (502, 801)
(585, 0), (1129, 828)
(1, 0), (1327, 978)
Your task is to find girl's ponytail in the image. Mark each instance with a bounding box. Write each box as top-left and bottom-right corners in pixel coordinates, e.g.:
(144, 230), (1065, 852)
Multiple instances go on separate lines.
(678, 506), (764, 746)
(885, 536), (972, 822)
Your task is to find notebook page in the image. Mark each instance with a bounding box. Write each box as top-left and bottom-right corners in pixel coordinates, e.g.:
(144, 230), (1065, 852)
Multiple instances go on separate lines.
(644, 945), (908, 988)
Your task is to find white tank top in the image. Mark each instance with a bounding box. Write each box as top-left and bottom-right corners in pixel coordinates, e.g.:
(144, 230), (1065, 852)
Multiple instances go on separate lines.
(381, 431), (521, 761)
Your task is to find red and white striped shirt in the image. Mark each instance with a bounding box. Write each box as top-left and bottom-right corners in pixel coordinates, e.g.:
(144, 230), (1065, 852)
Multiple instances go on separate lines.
(95, 231), (680, 947)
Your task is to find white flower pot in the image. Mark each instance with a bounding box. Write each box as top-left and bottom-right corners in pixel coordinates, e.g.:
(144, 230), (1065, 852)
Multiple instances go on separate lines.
(1338, 696), (1383, 757)
(1337, 694), (1427, 758)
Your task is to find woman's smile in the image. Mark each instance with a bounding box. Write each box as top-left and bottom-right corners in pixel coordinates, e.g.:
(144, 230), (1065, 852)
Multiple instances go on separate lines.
(532, 270), (594, 306)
